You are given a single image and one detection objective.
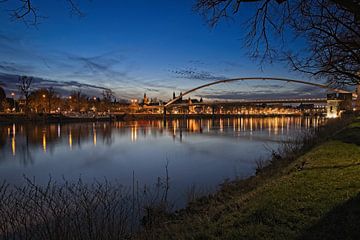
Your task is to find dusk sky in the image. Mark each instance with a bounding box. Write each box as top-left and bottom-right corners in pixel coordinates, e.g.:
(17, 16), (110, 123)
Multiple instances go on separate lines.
(0, 0), (326, 100)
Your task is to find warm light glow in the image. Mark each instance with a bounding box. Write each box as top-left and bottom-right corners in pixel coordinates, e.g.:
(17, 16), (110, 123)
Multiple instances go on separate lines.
(11, 136), (16, 156)
(42, 133), (47, 153)
(11, 125), (16, 156)
(42, 94), (46, 98)
(326, 112), (339, 118)
(69, 131), (73, 149)
(93, 125), (97, 146)
(131, 125), (137, 142)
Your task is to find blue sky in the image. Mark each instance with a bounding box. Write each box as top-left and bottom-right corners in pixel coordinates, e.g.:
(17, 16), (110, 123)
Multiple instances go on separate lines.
(0, 0), (325, 100)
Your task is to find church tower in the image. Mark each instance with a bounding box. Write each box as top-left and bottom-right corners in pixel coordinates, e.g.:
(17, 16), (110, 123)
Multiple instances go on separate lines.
(143, 93), (150, 105)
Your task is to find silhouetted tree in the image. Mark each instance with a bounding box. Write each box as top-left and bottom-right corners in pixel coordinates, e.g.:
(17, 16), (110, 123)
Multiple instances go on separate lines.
(69, 91), (89, 112)
(47, 87), (57, 113)
(102, 89), (114, 112)
(0, 86), (5, 112)
(195, 0), (360, 85)
(0, 86), (5, 101)
(18, 76), (33, 111)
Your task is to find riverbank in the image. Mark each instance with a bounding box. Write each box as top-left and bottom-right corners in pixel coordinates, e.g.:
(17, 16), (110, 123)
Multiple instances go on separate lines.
(144, 116), (360, 239)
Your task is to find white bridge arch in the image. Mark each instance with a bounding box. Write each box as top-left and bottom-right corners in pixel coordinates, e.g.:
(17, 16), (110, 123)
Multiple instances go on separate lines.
(164, 77), (354, 107)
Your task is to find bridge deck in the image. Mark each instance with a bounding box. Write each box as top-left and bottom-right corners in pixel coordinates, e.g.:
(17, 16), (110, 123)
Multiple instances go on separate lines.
(168, 98), (327, 107)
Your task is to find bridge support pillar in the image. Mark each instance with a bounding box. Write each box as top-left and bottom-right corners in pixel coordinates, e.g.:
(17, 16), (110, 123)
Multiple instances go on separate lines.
(212, 105), (215, 117)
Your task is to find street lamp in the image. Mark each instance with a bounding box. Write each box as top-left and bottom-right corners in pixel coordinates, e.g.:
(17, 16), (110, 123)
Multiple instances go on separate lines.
(11, 92), (15, 112)
(42, 94), (47, 113)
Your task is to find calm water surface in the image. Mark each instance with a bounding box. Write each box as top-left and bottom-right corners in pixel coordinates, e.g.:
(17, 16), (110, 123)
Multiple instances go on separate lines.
(0, 117), (324, 205)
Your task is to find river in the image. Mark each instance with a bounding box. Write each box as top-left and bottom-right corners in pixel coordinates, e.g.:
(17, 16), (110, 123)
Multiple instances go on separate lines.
(0, 116), (324, 206)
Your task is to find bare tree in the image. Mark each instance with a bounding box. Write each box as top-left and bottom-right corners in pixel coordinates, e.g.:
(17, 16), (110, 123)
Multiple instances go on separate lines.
(18, 75), (33, 111)
(0, 0), (88, 25)
(102, 89), (114, 103)
(195, 0), (360, 86)
(102, 89), (114, 113)
(47, 87), (56, 113)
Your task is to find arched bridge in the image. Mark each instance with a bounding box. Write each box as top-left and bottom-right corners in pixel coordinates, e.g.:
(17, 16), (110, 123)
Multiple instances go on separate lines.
(165, 77), (355, 107)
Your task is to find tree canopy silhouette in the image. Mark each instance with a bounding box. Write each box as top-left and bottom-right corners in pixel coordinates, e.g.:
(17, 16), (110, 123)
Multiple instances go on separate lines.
(195, 0), (360, 86)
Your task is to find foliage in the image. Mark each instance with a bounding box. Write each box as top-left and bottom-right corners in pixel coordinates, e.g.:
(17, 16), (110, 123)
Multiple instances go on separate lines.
(28, 88), (60, 113)
(195, 0), (360, 85)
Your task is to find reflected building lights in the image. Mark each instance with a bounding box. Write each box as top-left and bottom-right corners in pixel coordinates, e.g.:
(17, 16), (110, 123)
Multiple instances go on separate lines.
(93, 127), (97, 146)
(10, 124), (16, 156)
(131, 125), (138, 142)
(274, 117), (278, 135)
(42, 133), (47, 153)
(250, 118), (253, 132)
(57, 124), (61, 138)
(69, 131), (73, 149)
(0, 117), (327, 160)
(11, 135), (16, 156)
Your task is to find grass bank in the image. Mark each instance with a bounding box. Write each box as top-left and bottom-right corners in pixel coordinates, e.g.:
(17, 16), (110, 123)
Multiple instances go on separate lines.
(145, 116), (360, 240)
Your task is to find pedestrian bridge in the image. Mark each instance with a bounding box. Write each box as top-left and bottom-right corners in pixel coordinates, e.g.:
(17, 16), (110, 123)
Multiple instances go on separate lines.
(169, 98), (327, 107)
(162, 77), (359, 119)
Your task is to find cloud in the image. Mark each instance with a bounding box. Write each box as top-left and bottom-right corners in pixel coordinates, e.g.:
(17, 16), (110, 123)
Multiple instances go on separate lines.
(195, 84), (326, 100)
(0, 61), (34, 74)
(170, 67), (226, 81)
(0, 72), (111, 96)
(222, 61), (243, 69)
(145, 88), (160, 92)
(252, 84), (284, 89)
(0, 33), (134, 88)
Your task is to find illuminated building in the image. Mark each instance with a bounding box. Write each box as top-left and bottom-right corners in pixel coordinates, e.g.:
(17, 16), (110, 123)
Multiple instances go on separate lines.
(326, 93), (352, 118)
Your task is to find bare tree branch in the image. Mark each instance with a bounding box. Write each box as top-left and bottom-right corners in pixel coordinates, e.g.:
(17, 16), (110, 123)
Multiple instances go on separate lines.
(195, 0), (360, 85)
(0, 0), (89, 25)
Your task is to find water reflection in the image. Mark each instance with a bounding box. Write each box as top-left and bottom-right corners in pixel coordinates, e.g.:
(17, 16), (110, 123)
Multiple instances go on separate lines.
(0, 116), (324, 164)
(0, 116), (324, 206)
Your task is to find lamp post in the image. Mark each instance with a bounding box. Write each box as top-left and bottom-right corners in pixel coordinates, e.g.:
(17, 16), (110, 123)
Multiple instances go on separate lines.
(42, 94), (47, 113)
(11, 92), (15, 112)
